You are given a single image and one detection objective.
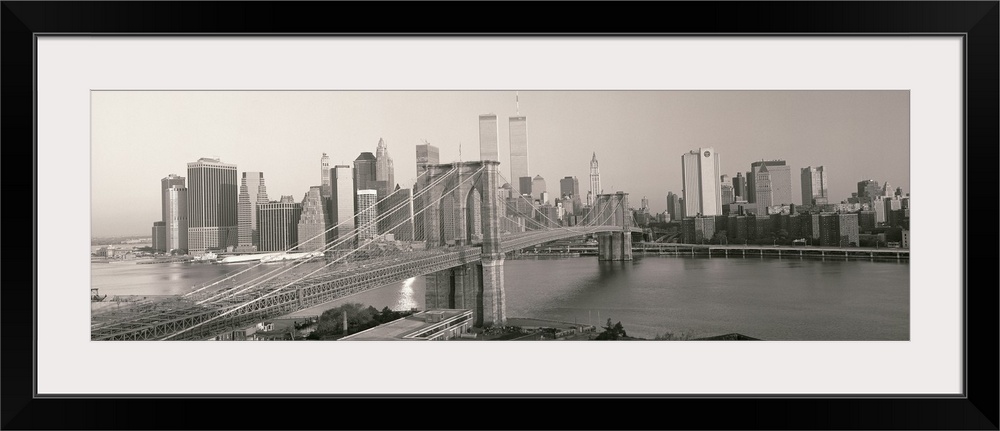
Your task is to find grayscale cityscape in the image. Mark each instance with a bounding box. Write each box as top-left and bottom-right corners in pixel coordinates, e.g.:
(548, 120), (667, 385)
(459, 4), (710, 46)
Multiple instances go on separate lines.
(91, 91), (910, 341)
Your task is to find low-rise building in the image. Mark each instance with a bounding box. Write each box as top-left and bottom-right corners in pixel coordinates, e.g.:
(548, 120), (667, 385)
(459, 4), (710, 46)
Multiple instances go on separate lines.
(339, 309), (474, 341)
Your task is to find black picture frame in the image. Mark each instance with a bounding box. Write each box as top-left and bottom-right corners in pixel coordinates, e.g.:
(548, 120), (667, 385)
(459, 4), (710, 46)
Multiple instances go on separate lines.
(3, 2), (997, 429)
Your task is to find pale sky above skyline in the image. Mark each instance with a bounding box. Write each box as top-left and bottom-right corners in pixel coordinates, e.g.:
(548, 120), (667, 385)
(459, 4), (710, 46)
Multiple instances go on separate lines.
(91, 90), (909, 237)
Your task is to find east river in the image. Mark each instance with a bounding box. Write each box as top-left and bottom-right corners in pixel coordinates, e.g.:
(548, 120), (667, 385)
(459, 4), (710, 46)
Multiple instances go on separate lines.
(91, 255), (909, 341)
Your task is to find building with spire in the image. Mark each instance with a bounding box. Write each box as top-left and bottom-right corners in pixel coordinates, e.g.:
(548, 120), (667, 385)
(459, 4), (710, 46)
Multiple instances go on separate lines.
(589, 152), (601, 206)
(320, 153), (331, 198)
(375, 138), (394, 198)
(754, 164), (773, 215)
(748, 160), (791, 206)
(509, 103), (529, 194)
(237, 171), (268, 250)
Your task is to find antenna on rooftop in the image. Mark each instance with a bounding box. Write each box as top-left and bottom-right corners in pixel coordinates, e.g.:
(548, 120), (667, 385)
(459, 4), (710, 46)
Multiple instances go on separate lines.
(515, 91), (519, 115)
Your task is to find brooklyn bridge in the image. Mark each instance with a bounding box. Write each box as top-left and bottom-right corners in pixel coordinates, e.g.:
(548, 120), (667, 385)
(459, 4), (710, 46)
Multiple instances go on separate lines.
(91, 161), (639, 340)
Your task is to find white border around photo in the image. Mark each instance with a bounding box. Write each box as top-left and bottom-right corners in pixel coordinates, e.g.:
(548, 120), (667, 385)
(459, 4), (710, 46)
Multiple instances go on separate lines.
(37, 36), (961, 395)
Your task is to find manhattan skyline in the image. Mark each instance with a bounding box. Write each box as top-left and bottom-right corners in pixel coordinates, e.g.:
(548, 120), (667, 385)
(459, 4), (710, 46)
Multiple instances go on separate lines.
(91, 90), (909, 236)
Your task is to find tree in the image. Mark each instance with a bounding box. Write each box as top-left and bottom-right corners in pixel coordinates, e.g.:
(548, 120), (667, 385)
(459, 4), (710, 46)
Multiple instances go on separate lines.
(595, 318), (628, 340)
(711, 230), (728, 244)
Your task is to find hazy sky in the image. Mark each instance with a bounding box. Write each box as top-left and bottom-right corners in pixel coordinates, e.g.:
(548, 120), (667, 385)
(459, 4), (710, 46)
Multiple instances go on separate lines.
(91, 90), (909, 237)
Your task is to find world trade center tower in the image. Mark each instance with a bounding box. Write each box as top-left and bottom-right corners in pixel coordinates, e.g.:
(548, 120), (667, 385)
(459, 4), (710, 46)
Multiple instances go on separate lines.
(509, 115), (529, 193)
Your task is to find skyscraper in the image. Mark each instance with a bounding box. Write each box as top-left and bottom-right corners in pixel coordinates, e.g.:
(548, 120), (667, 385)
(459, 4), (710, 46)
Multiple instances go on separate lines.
(720, 175), (735, 206)
(415, 142), (440, 181)
(237, 171), (268, 249)
(186, 157), (238, 254)
(509, 116), (528, 192)
(754, 164), (773, 215)
(413, 143), (438, 242)
(161, 174), (185, 224)
(164, 186), (187, 253)
(531, 175), (547, 203)
(297, 186), (330, 252)
(732, 172), (747, 201)
(320, 153), (331, 198)
(375, 138), (394, 197)
(681, 148), (722, 217)
(257, 201), (302, 252)
(479, 114), (499, 162)
(559, 176), (580, 200)
(589, 152), (601, 206)
(330, 165), (355, 248)
(356, 190), (379, 243)
(748, 160), (791, 206)
(159, 174), (186, 253)
(560, 176), (581, 214)
(801, 166), (829, 206)
(375, 138), (396, 236)
(353, 152), (377, 223)
(857, 179), (880, 207)
(518, 177), (533, 196)
(666, 192), (681, 222)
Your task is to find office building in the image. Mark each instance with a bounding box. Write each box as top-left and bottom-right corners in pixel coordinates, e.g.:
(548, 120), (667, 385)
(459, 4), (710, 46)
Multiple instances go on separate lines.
(186, 157), (238, 254)
(157, 174), (186, 253)
(560, 176), (580, 201)
(509, 116), (529, 193)
(385, 185), (415, 241)
(257, 201), (302, 252)
(375, 138), (394, 198)
(518, 177), (533, 196)
(666, 192), (681, 222)
(415, 142), (440, 181)
(297, 186), (330, 252)
(732, 172), (748, 201)
(479, 114), (499, 162)
(720, 175), (735, 205)
(681, 148), (722, 217)
(857, 179), (880, 207)
(354, 152), (378, 221)
(801, 166), (829, 206)
(753, 164), (773, 215)
(164, 186), (188, 253)
(237, 171), (268, 249)
(375, 138), (396, 235)
(320, 153), (331, 198)
(329, 165), (355, 248)
(531, 175), (547, 203)
(356, 190), (379, 243)
(748, 160), (792, 205)
(589, 153), (602, 206)
(151, 222), (166, 253)
(161, 174), (185, 224)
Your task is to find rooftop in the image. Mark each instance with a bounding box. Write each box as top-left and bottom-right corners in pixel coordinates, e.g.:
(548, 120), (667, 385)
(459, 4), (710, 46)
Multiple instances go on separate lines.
(340, 309), (472, 341)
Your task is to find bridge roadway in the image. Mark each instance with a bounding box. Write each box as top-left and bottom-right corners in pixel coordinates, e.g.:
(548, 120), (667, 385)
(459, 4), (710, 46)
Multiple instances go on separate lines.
(91, 226), (627, 341)
(538, 242), (910, 257)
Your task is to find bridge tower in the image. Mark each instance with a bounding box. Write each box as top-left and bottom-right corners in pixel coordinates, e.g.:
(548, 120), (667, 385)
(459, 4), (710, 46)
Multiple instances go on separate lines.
(419, 161), (506, 327)
(595, 192), (633, 261)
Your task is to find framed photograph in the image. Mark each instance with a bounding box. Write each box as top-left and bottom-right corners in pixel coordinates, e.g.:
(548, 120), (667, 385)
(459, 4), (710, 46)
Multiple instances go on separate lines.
(4, 2), (996, 429)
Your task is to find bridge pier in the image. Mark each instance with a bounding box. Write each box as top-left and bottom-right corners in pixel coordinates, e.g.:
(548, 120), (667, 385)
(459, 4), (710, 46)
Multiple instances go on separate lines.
(597, 231), (632, 261)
